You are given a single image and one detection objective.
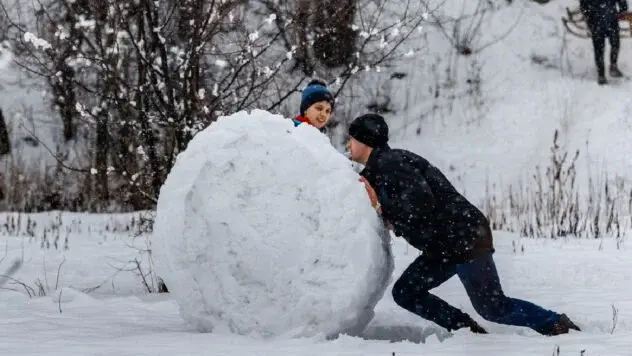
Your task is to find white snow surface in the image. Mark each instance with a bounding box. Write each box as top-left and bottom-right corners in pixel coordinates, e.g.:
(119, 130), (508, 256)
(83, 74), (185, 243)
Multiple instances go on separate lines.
(152, 109), (394, 339)
(2, 0), (632, 354)
(1, 212), (632, 355)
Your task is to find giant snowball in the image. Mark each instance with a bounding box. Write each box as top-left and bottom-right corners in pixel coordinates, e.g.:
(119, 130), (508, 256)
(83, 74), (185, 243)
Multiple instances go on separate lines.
(152, 109), (394, 339)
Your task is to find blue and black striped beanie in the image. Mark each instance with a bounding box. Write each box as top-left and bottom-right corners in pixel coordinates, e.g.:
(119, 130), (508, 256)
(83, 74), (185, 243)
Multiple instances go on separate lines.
(300, 79), (335, 115)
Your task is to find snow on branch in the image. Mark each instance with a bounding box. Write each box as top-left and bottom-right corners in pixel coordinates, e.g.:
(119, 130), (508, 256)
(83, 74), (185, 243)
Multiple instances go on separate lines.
(0, 0), (431, 211)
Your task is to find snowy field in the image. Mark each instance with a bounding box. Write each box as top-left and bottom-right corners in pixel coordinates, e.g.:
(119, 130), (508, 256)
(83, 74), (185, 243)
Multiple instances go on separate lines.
(0, 212), (630, 355)
(1, 0), (632, 354)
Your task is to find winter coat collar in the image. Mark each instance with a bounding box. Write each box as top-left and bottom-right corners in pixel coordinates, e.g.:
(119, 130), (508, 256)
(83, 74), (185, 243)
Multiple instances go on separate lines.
(360, 144), (390, 185)
(293, 115), (327, 133)
(294, 115), (313, 126)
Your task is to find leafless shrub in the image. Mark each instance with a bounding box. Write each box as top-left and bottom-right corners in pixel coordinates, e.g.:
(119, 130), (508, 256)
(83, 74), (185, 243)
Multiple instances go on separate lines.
(1, 0), (429, 212)
(483, 130), (631, 239)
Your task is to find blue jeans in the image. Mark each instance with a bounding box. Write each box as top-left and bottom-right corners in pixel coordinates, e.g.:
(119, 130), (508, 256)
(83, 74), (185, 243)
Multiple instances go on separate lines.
(392, 252), (559, 332)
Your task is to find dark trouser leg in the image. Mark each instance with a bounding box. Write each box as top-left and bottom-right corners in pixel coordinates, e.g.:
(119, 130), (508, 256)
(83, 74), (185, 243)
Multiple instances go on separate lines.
(456, 252), (560, 331)
(607, 18), (621, 67)
(588, 20), (607, 77)
(391, 255), (471, 331)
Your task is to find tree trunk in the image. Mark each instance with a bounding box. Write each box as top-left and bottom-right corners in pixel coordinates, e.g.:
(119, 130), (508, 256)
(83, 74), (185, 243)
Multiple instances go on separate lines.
(0, 110), (5, 200)
(94, 117), (109, 206)
(60, 63), (76, 141)
(295, 0), (314, 75)
(136, 10), (162, 202)
(0, 109), (10, 155)
(313, 0), (358, 68)
(92, 0), (117, 208)
(49, 61), (77, 142)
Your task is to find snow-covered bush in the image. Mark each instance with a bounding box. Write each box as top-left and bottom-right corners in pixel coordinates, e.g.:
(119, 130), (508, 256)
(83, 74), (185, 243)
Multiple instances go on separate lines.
(152, 109), (394, 339)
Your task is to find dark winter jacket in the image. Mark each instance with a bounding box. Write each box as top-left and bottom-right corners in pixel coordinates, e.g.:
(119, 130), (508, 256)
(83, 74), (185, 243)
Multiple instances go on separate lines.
(580, 0), (628, 23)
(360, 145), (493, 265)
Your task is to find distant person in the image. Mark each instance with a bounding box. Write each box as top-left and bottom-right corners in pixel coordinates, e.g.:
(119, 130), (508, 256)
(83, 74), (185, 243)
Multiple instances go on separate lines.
(346, 113), (582, 336)
(293, 79), (335, 132)
(579, 0), (629, 84)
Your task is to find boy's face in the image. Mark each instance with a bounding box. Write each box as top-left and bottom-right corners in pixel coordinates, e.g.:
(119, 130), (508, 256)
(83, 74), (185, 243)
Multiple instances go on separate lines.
(304, 101), (332, 129)
(347, 137), (372, 164)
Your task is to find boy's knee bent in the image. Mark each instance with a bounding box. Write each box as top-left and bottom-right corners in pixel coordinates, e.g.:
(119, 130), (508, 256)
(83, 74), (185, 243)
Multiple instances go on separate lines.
(391, 279), (408, 306)
(391, 278), (427, 307)
(470, 295), (512, 323)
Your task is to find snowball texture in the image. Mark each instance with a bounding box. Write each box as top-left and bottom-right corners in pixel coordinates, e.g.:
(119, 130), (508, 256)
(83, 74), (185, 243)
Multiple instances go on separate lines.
(152, 109), (393, 339)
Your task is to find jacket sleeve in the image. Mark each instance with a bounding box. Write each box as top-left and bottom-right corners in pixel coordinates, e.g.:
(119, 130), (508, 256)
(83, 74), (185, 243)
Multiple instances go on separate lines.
(579, 0), (588, 12)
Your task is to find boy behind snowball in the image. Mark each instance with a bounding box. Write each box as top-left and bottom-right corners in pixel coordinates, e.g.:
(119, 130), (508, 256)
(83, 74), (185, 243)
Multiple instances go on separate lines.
(293, 79), (335, 131)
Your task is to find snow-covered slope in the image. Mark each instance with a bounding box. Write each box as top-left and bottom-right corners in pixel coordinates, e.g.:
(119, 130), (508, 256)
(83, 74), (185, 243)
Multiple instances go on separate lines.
(383, 0), (632, 205)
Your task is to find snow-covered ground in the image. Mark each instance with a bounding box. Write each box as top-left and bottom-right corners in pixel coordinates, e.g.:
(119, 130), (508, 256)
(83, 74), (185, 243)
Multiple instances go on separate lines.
(1, 0), (632, 354)
(0, 212), (630, 355)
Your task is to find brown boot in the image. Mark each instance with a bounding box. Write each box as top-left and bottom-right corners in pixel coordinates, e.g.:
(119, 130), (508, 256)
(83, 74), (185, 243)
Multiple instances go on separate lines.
(610, 65), (624, 78)
(598, 75), (608, 85)
(468, 319), (488, 334)
(454, 315), (488, 334)
(537, 314), (581, 336)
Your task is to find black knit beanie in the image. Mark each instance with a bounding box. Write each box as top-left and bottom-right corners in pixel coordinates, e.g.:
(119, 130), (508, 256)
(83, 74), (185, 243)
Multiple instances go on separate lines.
(348, 113), (389, 148)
